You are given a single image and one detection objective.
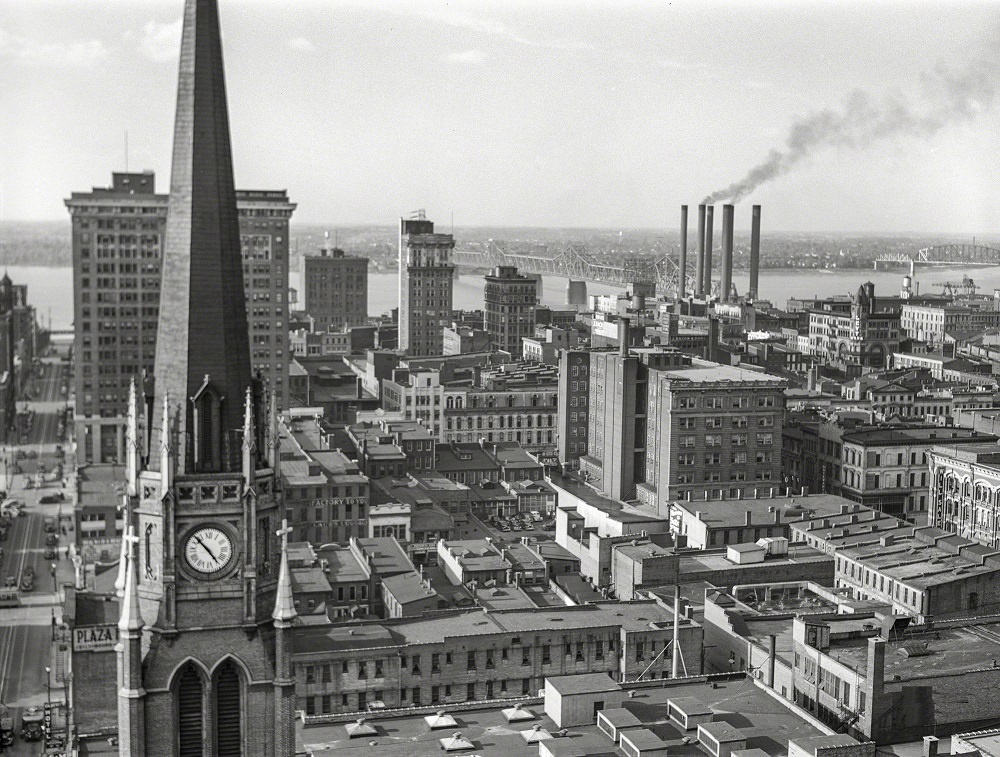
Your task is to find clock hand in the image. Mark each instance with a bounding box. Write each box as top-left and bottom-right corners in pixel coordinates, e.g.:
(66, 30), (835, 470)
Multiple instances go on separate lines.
(195, 535), (219, 563)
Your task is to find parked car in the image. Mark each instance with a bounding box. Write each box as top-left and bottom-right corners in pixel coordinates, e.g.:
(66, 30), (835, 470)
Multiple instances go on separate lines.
(45, 533), (59, 546)
(4, 576), (16, 588)
(43, 547), (57, 559)
(43, 516), (57, 533)
(19, 576), (33, 592)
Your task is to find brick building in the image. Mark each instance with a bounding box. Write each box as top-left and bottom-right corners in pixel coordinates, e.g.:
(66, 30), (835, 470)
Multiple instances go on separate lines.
(291, 601), (701, 716)
(483, 265), (537, 355)
(302, 242), (368, 331)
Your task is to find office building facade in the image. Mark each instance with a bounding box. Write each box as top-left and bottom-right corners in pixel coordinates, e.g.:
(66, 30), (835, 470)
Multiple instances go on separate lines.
(398, 214), (454, 356)
(302, 243), (369, 331)
(483, 265), (537, 355)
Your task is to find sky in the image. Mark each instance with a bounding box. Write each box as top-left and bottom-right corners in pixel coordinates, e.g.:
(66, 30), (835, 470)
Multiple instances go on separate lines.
(1, 0), (999, 233)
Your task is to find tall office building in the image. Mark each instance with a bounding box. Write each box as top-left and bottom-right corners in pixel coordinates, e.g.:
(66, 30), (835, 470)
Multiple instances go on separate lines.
(239, 189), (296, 409)
(302, 240), (369, 331)
(66, 175), (294, 463)
(556, 348), (591, 467)
(483, 265), (537, 355)
(398, 213), (454, 356)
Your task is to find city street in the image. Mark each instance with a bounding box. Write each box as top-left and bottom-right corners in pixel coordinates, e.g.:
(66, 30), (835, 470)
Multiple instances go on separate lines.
(0, 355), (73, 756)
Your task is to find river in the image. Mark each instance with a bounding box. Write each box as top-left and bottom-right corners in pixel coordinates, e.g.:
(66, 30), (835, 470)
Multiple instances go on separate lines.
(13, 264), (1000, 332)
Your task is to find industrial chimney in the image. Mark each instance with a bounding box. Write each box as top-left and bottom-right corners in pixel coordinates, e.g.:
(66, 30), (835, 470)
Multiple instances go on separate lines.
(703, 205), (715, 298)
(618, 317), (630, 356)
(696, 205), (706, 296)
(749, 205), (761, 300)
(679, 205), (688, 298)
(721, 204), (734, 303)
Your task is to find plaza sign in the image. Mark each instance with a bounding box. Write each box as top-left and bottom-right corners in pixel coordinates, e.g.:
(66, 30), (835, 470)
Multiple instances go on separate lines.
(73, 624), (119, 652)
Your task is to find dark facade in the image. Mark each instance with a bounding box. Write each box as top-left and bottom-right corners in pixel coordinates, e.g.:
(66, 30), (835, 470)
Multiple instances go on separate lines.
(483, 265), (537, 355)
(302, 244), (368, 331)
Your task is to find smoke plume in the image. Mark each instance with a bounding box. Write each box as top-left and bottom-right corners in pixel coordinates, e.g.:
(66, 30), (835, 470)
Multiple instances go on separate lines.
(703, 41), (1000, 205)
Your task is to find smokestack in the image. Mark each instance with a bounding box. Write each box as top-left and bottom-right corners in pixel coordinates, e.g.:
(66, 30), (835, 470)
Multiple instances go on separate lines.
(679, 205), (688, 297)
(696, 205), (706, 296)
(619, 317), (630, 356)
(749, 205), (761, 300)
(721, 204), (734, 303)
(703, 205), (714, 298)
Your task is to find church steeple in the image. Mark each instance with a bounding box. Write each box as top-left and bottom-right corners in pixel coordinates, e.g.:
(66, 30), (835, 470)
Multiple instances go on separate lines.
(150, 0), (253, 475)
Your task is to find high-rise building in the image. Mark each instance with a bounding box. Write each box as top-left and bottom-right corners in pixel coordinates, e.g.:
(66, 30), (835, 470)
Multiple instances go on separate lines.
(556, 348), (591, 467)
(115, 0), (294, 754)
(239, 189), (296, 411)
(302, 240), (369, 331)
(66, 175), (294, 463)
(483, 265), (537, 355)
(398, 213), (454, 356)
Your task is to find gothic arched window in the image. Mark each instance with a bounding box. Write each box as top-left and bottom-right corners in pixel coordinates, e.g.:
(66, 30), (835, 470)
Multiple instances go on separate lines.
(215, 659), (243, 756)
(176, 663), (204, 757)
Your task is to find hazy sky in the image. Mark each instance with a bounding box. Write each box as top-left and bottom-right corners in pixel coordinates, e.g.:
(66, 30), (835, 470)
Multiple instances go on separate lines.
(2, 0), (999, 232)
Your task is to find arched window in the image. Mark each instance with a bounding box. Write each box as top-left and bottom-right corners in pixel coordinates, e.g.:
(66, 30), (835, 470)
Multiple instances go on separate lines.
(215, 659), (242, 756)
(176, 663), (204, 757)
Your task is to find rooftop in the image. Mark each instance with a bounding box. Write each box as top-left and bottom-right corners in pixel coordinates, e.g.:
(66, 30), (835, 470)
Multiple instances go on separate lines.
(381, 571), (438, 606)
(549, 473), (666, 524)
(673, 493), (856, 528)
(296, 675), (826, 757)
(294, 600), (684, 654)
(655, 357), (787, 386)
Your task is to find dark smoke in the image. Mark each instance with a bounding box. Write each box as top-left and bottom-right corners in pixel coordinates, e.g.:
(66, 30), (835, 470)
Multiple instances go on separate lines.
(703, 41), (1000, 205)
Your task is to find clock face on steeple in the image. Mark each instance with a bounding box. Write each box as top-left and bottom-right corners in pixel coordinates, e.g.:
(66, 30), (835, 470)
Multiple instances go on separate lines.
(183, 526), (235, 577)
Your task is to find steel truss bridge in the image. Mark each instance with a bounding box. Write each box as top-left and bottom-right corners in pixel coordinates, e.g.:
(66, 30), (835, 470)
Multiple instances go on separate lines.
(453, 240), (685, 296)
(873, 244), (1000, 271)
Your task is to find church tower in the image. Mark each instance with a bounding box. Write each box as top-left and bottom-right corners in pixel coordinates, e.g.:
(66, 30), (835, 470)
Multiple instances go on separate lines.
(117, 1), (292, 754)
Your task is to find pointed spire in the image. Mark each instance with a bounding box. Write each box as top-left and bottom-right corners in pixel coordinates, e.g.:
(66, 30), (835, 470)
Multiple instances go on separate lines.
(159, 392), (172, 498)
(267, 389), (280, 472)
(114, 520), (130, 599)
(272, 519), (296, 624)
(118, 526), (144, 632)
(125, 379), (139, 497)
(150, 0), (252, 474)
(242, 386), (256, 483)
(243, 386), (256, 453)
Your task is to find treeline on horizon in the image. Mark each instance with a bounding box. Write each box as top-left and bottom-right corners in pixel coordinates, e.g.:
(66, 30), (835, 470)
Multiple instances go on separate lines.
(0, 220), (991, 270)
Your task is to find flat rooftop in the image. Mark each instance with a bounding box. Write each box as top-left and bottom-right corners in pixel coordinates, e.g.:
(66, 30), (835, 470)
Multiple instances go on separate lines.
(550, 473), (666, 524)
(675, 493), (857, 528)
(296, 676), (825, 757)
(679, 544), (831, 576)
(839, 532), (1000, 589)
(657, 357), (786, 385)
(294, 601), (685, 654)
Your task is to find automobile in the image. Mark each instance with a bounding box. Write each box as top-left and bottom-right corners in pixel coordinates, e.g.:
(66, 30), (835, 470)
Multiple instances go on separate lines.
(44, 516), (57, 532)
(45, 533), (59, 547)
(26, 450), (38, 460)
(3, 576), (16, 588)
(0, 528), (7, 542)
(15, 450), (25, 460)
(40, 494), (64, 505)
(19, 576), (33, 592)
(499, 523), (511, 532)
(542, 522), (556, 532)
(530, 511), (543, 523)
(43, 547), (57, 560)
(23, 565), (34, 579)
